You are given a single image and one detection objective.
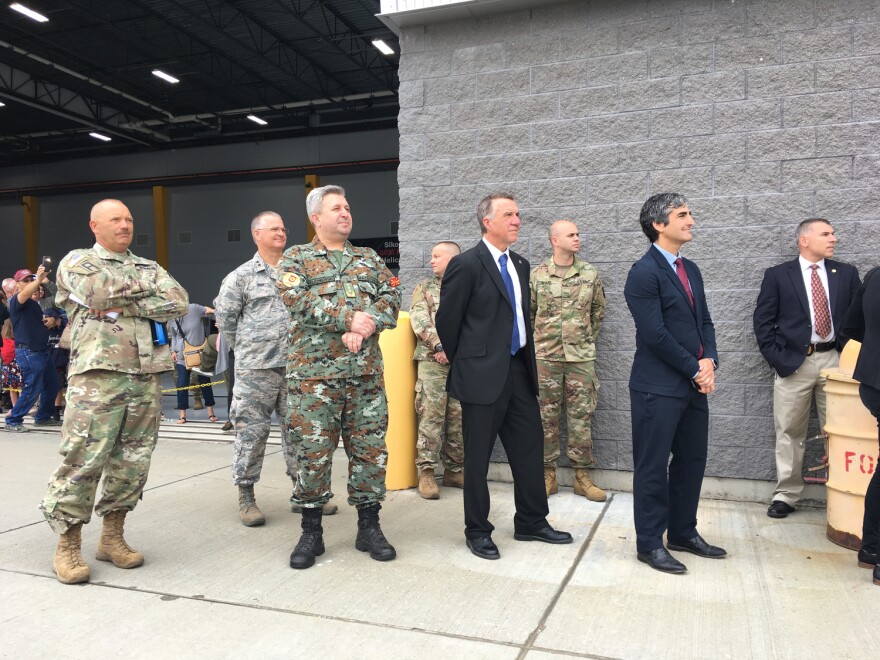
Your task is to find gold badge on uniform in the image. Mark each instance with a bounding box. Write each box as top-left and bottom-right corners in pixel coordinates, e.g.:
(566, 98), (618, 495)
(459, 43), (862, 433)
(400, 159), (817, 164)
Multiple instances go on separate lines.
(343, 282), (357, 298)
(281, 273), (302, 288)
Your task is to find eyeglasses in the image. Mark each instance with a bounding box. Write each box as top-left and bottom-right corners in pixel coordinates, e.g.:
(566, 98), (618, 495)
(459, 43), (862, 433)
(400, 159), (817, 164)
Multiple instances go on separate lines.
(256, 226), (288, 234)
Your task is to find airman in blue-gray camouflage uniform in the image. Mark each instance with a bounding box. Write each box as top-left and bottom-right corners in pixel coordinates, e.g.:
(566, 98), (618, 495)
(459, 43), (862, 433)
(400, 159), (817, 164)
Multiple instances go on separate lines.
(40, 198), (189, 584)
(530, 220), (607, 503)
(215, 211), (340, 527)
(277, 185), (400, 570)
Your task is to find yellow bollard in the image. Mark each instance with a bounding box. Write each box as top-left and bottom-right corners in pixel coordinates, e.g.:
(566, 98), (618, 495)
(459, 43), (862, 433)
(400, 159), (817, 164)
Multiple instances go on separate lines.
(823, 340), (879, 549)
(380, 311), (418, 490)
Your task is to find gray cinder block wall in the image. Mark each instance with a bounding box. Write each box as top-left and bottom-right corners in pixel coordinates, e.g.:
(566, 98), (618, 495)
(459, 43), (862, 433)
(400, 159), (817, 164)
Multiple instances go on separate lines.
(395, 0), (880, 481)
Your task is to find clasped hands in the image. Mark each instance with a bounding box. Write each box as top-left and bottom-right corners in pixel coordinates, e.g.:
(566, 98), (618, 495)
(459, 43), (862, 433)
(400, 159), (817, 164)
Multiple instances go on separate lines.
(341, 311), (376, 353)
(693, 358), (716, 394)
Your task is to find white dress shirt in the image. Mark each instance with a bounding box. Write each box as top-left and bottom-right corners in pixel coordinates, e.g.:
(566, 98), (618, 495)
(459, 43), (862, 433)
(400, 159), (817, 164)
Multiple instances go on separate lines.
(482, 237), (526, 351)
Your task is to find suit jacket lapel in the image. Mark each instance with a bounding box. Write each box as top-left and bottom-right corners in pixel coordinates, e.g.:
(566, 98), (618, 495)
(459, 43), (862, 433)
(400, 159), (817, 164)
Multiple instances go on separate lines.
(510, 250), (531, 323)
(786, 259), (810, 317)
(476, 241), (511, 304)
(826, 259), (841, 314)
(648, 248), (696, 319)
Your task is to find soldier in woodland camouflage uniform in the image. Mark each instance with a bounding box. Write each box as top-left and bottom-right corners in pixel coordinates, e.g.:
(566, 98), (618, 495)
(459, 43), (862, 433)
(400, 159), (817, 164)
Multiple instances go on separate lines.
(215, 212), (340, 528)
(277, 185), (401, 570)
(410, 241), (465, 499)
(39, 199), (188, 584)
(530, 220), (607, 502)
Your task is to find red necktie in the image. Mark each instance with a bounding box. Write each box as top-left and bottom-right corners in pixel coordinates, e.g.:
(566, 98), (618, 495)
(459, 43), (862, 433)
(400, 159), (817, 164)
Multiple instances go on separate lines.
(674, 258), (694, 308)
(811, 264), (832, 338)
(674, 258), (702, 359)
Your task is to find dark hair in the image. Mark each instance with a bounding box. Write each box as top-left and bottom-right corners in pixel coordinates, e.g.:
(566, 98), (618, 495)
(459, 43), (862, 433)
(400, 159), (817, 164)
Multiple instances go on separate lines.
(638, 192), (690, 242)
(476, 192), (516, 234)
(795, 218), (832, 243)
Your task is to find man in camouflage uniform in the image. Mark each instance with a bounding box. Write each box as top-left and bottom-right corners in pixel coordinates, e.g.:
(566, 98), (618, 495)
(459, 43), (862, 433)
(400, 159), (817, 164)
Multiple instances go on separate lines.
(530, 219), (607, 502)
(410, 241), (465, 499)
(39, 198), (188, 584)
(215, 212), (340, 528)
(277, 184), (401, 570)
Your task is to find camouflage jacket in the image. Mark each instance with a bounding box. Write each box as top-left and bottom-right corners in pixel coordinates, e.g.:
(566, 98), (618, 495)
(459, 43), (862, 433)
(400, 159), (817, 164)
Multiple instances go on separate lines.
(530, 257), (605, 362)
(276, 237), (400, 380)
(409, 276), (443, 362)
(214, 252), (288, 369)
(56, 243), (189, 377)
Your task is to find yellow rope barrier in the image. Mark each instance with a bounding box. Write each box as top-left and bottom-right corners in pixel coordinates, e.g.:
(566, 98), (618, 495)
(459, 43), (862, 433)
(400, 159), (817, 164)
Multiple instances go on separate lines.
(161, 379), (226, 393)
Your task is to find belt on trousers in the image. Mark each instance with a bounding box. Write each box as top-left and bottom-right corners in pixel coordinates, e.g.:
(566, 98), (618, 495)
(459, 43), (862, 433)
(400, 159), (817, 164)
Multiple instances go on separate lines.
(807, 340), (837, 355)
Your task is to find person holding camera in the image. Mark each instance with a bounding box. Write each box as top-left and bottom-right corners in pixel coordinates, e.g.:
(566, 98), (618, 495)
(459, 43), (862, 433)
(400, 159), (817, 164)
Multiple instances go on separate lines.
(4, 265), (61, 432)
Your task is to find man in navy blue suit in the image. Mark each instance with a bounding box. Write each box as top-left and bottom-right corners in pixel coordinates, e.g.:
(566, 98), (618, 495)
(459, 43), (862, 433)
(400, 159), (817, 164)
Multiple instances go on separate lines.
(624, 193), (727, 574)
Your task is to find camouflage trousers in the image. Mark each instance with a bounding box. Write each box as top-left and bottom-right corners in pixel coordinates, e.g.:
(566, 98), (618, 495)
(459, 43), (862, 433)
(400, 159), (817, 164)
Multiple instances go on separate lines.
(231, 367), (293, 486)
(40, 370), (161, 534)
(415, 360), (464, 472)
(287, 375), (387, 508)
(537, 359), (598, 469)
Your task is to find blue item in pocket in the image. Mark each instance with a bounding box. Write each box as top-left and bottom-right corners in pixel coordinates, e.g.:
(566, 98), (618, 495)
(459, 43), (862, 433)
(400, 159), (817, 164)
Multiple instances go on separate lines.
(150, 320), (168, 346)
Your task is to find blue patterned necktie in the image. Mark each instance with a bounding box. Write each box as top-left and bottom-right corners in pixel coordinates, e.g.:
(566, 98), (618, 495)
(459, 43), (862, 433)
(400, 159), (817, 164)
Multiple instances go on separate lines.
(498, 254), (521, 355)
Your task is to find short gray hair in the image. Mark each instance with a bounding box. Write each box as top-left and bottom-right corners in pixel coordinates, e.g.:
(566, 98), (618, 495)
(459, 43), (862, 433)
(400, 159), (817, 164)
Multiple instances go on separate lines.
(251, 211), (282, 233)
(306, 185), (346, 217)
(476, 192), (516, 234)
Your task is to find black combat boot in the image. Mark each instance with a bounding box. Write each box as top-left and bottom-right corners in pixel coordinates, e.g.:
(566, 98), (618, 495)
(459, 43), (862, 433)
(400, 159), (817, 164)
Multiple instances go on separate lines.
(355, 502), (396, 561)
(289, 507), (324, 569)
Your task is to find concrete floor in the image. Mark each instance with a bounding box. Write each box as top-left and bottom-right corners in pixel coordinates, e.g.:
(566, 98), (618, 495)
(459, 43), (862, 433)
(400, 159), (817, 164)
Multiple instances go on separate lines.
(1, 417), (878, 659)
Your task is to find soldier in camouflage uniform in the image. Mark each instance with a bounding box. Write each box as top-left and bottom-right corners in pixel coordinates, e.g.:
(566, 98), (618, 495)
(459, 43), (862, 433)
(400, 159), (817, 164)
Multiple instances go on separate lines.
(277, 185), (401, 570)
(530, 220), (607, 502)
(39, 199), (188, 584)
(215, 211), (340, 528)
(410, 241), (465, 499)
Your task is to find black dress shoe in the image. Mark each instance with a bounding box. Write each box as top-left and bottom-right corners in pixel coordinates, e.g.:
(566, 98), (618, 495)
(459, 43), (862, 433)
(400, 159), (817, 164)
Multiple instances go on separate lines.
(667, 533), (727, 558)
(858, 547), (878, 569)
(637, 547), (687, 574)
(514, 526), (573, 544)
(466, 536), (500, 560)
(767, 501), (795, 518)
(874, 565), (880, 586)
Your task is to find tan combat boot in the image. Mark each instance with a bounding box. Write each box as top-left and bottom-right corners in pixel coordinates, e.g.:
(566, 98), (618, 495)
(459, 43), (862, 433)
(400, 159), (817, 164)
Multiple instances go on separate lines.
(238, 485), (266, 527)
(574, 469), (607, 502)
(443, 469), (464, 489)
(544, 466), (558, 496)
(96, 510), (144, 568)
(418, 468), (440, 499)
(54, 523), (90, 584)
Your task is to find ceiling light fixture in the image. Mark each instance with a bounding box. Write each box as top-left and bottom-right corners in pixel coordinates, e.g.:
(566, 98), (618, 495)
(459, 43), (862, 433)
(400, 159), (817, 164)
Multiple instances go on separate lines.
(372, 39), (394, 56)
(89, 132), (112, 142)
(152, 69), (180, 84)
(246, 114), (268, 125)
(0, 101), (6, 107)
(10, 3), (49, 22)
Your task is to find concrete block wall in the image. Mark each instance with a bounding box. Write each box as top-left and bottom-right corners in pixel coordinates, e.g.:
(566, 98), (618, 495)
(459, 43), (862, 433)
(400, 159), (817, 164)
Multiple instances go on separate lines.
(396, 0), (880, 480)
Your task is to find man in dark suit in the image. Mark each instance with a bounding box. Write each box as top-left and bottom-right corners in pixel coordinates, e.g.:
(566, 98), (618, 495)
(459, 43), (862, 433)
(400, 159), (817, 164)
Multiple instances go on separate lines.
(624, 192), (726, 574)
(435, 192), (572, 560)
(753, 219), (860, 519)
(841, 266), (880, 585)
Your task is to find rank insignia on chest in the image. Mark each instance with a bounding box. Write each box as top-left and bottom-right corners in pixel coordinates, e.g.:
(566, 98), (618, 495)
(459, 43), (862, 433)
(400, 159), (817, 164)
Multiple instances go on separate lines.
(281, 273), (302, 288)
(343, 282), (357, 298)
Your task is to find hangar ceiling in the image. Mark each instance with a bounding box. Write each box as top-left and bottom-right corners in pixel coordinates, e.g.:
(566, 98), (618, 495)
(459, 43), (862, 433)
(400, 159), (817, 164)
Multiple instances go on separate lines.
(0, 1), (400, 167)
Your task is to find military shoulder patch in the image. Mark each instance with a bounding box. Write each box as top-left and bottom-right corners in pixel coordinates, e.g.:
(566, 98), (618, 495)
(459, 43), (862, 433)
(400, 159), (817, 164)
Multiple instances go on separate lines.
(65, 252), (101, 274)
(280, 272), (302, 288)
